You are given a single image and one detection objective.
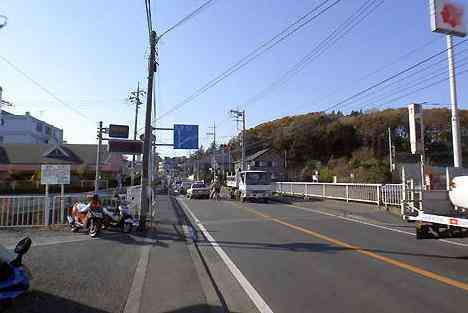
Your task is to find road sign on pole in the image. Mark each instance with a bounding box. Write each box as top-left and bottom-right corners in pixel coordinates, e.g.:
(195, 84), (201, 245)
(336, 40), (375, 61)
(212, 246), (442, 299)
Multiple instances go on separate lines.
(173, 124), (199, 149)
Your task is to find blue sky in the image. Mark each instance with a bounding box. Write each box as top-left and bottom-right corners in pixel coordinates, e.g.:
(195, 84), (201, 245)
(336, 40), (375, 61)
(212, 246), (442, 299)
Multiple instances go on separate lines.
(1, 1), (467, 157)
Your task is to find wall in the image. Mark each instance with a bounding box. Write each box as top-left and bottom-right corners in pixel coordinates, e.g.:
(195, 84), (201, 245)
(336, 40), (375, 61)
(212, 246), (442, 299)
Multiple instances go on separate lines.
(0, 112), (63, 144)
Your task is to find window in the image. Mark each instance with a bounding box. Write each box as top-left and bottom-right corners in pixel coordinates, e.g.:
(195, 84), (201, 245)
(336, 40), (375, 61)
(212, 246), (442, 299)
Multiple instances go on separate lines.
(0, 136), (3, 143)
(0, 118), (4, 126)
(45, 126), (51, 135)
(36, 123), (43, 132)
(267, 161), (273, 167)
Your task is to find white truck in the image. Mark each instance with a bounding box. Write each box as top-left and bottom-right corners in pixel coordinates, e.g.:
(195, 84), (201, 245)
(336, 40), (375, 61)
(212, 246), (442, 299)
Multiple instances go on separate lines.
(226, 170), (272, 202)
(408, 175), (468, 239)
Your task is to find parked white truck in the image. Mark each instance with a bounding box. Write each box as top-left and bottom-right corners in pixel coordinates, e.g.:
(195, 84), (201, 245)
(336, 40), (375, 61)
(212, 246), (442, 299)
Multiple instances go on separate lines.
(409, 175), (468, 239)
(226, 170), (272, 202)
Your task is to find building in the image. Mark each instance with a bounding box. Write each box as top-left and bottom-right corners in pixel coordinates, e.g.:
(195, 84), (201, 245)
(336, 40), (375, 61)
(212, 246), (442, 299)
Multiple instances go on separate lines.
(0, 110), (63, 144)
(234, 148), (286, 181)
(0, 143), (124, 180)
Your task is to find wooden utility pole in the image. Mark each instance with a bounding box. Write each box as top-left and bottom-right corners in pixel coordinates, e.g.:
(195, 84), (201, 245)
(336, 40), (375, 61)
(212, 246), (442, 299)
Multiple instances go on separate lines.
(140, 30), (157, 230)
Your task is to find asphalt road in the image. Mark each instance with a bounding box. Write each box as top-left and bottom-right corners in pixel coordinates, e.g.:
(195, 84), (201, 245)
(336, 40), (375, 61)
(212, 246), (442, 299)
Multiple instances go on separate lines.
(178, 196), (468, 313)
(1, 195), (222, 313)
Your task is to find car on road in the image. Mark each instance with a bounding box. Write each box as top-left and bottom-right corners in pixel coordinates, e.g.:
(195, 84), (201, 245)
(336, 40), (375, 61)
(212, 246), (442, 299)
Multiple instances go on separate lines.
(187, 182), (210, 199)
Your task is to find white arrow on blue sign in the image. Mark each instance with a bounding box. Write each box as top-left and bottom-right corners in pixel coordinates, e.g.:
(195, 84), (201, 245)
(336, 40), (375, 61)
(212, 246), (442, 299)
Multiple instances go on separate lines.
(173, 124), (199, 149)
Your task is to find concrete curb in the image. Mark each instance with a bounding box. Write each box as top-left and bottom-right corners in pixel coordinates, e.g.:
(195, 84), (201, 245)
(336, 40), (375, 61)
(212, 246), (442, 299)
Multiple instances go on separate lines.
(169, 196), (227, 313)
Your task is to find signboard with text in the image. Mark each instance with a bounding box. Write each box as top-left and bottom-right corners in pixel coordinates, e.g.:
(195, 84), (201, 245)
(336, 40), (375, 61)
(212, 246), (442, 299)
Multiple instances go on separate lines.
(173, 124), (199, 149)
(108, 140), (143, 154)
(430, 0), (467, 37)
(109, 124), (129, 139)
(41, 164), (71, 185)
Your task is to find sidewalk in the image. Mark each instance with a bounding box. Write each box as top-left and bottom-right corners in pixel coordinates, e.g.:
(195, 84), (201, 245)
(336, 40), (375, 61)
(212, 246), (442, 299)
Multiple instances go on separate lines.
(137, 195), (224, 313)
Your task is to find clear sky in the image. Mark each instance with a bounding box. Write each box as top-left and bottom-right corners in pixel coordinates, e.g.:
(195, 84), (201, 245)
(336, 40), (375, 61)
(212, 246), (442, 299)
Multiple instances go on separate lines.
(1, 1), (467, 157)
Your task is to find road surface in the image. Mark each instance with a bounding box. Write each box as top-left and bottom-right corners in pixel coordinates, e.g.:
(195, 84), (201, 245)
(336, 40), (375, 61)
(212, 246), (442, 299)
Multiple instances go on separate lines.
(177, 196), (468, 313)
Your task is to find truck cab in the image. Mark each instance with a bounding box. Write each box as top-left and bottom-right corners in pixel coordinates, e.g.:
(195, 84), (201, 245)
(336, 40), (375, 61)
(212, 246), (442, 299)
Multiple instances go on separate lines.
(229, 170), (272, 202)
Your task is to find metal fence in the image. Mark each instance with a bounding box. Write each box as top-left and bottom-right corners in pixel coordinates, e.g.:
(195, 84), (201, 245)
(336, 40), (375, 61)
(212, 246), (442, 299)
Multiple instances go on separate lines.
(274, 182), (403, 206)
(0, 192), (124, 228)
(0, 196), (48, 227)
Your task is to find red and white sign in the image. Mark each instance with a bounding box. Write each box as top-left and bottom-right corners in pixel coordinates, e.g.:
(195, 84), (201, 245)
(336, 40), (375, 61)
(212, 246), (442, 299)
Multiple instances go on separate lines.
(430, 0), (467, 37)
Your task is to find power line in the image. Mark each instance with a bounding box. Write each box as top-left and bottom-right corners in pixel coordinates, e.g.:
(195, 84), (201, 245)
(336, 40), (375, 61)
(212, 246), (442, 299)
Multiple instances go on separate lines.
(159, 0), (216, 39)
(332, 46), (468, 111)
(0, 55), (90, 120)
(353, 59), (468, 111)
(214, 0), (381, 136)
(157, 0), (343, 120)
(322, 37), (468, 113)
(243, 0), (383, 109)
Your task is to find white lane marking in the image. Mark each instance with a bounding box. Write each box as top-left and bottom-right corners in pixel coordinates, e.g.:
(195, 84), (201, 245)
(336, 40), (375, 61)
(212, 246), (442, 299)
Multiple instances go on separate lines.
(286, 204), (468, 248)
(123, 242), (151, 313)
(178, 198), (275, 313)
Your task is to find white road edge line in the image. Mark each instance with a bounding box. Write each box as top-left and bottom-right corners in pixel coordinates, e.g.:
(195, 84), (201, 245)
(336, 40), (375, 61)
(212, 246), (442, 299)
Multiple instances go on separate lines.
(123, 240), (151, 313)
(177, 198), (275, 313)
(288, 204), (468, 248)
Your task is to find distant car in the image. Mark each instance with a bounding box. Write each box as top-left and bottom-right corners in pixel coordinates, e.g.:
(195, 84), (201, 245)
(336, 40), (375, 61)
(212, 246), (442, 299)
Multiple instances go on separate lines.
(187, 183), (210, 199)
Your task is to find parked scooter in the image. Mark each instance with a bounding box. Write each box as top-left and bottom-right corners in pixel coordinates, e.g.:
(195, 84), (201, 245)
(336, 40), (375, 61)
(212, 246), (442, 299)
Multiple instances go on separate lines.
(67, 196), (104, 238)
(102, 201), (136, 233)
(0, 238), (32, 309)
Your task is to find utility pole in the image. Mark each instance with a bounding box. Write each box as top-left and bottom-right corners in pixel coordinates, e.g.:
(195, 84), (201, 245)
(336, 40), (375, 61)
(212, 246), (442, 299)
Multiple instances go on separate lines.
(446, 35), (463, 168)
(128, 83), (145, 185)
(207, 122), (217, 181)
(230, 109), (246, 171)
(140, 30), (157, 230)
(388, 127), (394, 172)
(95, 121), (103, 193)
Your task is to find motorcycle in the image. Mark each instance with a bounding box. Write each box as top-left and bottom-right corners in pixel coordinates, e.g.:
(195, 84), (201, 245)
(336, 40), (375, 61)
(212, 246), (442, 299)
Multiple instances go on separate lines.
(67, 202), (103, 238)
(102, 202), (136, 233)
(0, 238), (32, 308)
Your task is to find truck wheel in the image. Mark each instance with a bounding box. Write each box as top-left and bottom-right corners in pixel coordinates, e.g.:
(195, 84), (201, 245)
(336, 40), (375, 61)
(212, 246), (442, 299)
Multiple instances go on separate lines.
(416, 224), (428, 239)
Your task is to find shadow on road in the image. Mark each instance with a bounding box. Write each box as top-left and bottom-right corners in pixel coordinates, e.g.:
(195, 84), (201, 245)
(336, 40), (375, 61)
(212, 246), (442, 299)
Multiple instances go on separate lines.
(4, 290), (110, 313)
(198, 240), (348, 253)
(4, 291), (234, 313)
(195, 238), (468, 260)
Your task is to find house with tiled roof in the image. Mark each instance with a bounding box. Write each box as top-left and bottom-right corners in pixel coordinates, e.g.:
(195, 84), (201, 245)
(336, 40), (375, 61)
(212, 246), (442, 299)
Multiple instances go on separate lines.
(0, 143), (124, 180)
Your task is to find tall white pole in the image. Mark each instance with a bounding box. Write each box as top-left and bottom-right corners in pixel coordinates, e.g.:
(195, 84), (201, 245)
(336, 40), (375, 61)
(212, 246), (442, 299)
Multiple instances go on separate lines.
(241, 110), (246, 171)
(446, 35), (463, 167)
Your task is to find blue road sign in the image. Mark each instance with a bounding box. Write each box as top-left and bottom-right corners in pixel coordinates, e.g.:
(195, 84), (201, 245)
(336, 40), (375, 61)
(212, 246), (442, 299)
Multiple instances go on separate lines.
(173, 124), (199, 149)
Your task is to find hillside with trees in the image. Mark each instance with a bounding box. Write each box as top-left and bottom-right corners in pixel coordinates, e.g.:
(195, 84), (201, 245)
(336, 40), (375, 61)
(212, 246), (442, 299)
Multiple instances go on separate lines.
(225, 108), (468, 183)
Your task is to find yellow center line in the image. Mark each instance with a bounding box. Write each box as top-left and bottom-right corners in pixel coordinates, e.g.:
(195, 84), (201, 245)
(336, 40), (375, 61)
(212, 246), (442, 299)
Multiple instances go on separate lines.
(233, 203), (468, 292)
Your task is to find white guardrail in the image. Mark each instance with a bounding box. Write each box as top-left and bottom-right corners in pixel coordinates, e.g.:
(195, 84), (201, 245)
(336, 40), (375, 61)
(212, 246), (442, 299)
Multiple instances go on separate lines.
(0, 193), (124, 228)
(273, 182), (403, 206)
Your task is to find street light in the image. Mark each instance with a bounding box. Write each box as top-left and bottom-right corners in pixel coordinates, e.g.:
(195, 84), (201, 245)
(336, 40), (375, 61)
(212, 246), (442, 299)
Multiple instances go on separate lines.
(0, 15), (7, 30)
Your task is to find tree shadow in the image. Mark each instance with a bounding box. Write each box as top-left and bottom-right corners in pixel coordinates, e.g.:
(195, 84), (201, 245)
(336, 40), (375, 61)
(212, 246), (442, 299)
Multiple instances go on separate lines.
(270, 196), (323, 204)
(4, 290), (110, 313)
(195, 238), (468, 260)
(5, 291), (233, 313)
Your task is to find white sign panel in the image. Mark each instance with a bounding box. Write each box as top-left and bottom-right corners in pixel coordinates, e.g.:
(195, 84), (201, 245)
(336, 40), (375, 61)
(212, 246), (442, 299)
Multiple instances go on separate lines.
(41, 164), (71, 185)
(408, 103), (425, 155)
(430, 0), (467, 37)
